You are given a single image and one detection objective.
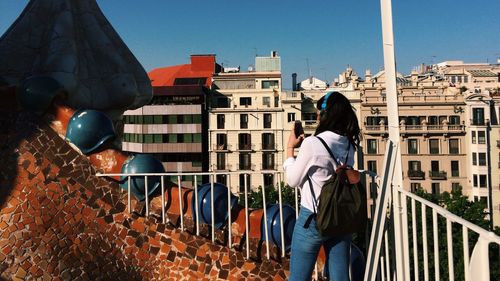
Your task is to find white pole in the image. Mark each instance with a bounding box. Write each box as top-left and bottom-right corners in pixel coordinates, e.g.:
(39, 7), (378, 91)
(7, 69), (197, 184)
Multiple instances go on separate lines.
(379, 0), (408, 280)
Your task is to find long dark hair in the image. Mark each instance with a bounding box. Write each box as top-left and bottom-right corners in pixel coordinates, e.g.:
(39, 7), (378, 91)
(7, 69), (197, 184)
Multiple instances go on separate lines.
(314, 91), (361, 149)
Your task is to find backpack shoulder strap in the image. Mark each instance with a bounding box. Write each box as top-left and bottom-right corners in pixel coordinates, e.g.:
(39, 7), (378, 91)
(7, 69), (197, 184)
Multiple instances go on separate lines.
(316, 136), (339, 166)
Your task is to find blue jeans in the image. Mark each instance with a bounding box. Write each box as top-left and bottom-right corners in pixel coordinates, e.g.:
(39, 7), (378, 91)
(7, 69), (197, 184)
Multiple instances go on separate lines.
(289, 208), (351, 281)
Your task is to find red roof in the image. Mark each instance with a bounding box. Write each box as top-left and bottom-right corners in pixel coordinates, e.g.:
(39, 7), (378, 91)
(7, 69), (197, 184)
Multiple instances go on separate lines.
(148, 55), (217, 88)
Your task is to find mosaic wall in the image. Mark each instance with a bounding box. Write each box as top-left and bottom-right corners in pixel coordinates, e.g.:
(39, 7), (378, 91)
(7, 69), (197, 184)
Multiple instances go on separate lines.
(0, 106), (289, 280)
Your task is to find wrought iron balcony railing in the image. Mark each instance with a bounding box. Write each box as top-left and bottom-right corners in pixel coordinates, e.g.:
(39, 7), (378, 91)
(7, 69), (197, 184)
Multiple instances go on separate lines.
(429, 170), (447, 179)
(407, 170), (425, 179)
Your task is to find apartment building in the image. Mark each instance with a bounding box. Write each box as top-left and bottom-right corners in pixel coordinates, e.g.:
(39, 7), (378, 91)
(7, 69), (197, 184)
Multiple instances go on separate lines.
(208, 52), (286, 193)
(434, 60), (500, 226)
(122, 55), (221, 186)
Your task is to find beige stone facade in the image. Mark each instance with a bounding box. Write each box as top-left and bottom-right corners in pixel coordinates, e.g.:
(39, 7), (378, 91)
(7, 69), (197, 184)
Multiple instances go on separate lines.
(208, 53), (287, 193)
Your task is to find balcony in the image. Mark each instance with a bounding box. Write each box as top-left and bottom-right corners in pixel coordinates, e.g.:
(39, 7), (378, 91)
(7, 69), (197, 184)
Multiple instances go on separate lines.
(429, 170), (447, 180)
(401, 124), (465, 134)
(239, 163), (255, 171)
(497, 140), (500, 148)
(238, 144), (255, 151)
(407, 170), (425, 180)
(213, 143), (232, 151)
(261, 164), (277, 170)
(261, 143), (276, 151)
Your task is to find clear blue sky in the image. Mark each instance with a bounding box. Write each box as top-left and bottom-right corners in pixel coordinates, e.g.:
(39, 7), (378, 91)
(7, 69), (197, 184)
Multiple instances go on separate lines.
(1, 0), (499, 89)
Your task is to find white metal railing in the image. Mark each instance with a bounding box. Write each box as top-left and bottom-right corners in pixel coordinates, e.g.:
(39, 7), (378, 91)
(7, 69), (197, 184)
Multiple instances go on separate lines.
(364, 141), (500, 281)
(97, 161), (500, 280)
(97, 171), (292, 260)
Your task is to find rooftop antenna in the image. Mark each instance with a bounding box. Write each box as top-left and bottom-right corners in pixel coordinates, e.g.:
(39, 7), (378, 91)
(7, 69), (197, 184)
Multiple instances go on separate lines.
(253, 47), (258, 57)
(306, 58), (312, 78)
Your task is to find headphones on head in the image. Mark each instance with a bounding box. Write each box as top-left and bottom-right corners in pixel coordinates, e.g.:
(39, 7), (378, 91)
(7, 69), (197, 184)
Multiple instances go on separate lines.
(320, 91), (333, 111)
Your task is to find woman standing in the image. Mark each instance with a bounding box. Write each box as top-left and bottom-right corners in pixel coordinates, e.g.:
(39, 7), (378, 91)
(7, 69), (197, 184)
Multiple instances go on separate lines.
(285, 91), (361, 281)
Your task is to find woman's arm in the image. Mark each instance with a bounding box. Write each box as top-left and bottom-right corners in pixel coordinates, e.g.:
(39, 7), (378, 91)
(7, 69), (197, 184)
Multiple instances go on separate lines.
(283, 137), (314, 188)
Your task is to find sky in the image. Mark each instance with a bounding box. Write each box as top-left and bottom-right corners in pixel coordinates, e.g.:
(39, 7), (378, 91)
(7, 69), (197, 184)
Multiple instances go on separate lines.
(1, 0), (499, 89)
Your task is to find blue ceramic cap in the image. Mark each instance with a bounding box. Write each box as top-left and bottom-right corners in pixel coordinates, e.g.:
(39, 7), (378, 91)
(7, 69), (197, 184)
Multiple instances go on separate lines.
(19, 75), (62, 114)
(65, 109), (116, 154)
(119, 154), (165, 201)
(191, 183), (237, 229)
(261, 204), (296, 252)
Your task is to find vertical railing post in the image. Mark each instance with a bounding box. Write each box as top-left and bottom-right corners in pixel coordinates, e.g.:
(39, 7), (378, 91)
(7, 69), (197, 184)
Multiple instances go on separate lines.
(432, 210), (440, 280)
(194, 175), (199, 236)
(127, 176), (131, 213)
(411, 198), (419, 281)
(227, 172), (232, 249)
(145, 176), (149, 217)
(210, 176), (215, 242)
(468, 236), (490, 281)
(446, 219), (454, 280)
(177, 175), (183, 231)
(262, 182), (270, 259)
(244, 173), (250, 259)
(277, 173), (285, 257)
(421, 205), (429, 281)
(463, 226), (470, 281)
(161, 176), (165, 224)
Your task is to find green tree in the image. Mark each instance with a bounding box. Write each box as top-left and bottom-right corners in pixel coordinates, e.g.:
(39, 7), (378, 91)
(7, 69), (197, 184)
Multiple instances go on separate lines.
(239, 182), (300, 209)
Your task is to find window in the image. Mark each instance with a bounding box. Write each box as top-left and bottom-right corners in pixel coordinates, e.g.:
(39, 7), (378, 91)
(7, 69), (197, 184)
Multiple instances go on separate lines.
(216, 175), (227, 186)
(449, 116), (460, 125)
(449, 139), (459, 154)
(183, 134), (193, 143)
(216, 153), (226, 170)
(240, 114), (248, 129)
(451, 161), (459, 177)
(471, 131), (476, 144)
(239, 174), (251, 193)
(216, 134), (227, 149)
(408, 161), (421, 171)
(473, 174), (478, 187)
(216, 97), (230, 108)
(217, 114), (225, 129)
(193, 115), (202, 123)
(154, 115), (163, 124)
(478, 153), (486, 166)
(432, 183), (440, 195)
(367, 160), (377, 173)
(479, 196), (488, 205)
(428, 116), (438, 125)
(472, 108), (485, 125)
(367, 139), (377, 154)
(263, 97), (270, 106)
(452, 183), (461, 192)
(154, 134), (162, 143)
(193, 133), (202, 143)
(429, 139), (440, 154)
(410, 183), (421, 193)
(238, 133), (251, 150)
(479, 175), (487, 188)
(263, 114), (272, 128)
(240, 97), (252, 106)
(239, 153), (251, 170)
(408, 139), (418, 154)
(288, 112), (296, 122)
(472, 152), (477, 165)
(262, 133), (275, 150)
(168, 134), (177, 143)
(478, 131), (486, 144)
(431, 161), (439, 172)
(263, 174), (274, 188)
(262, 153), (275, 170)
(262, 80), (279, 89)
